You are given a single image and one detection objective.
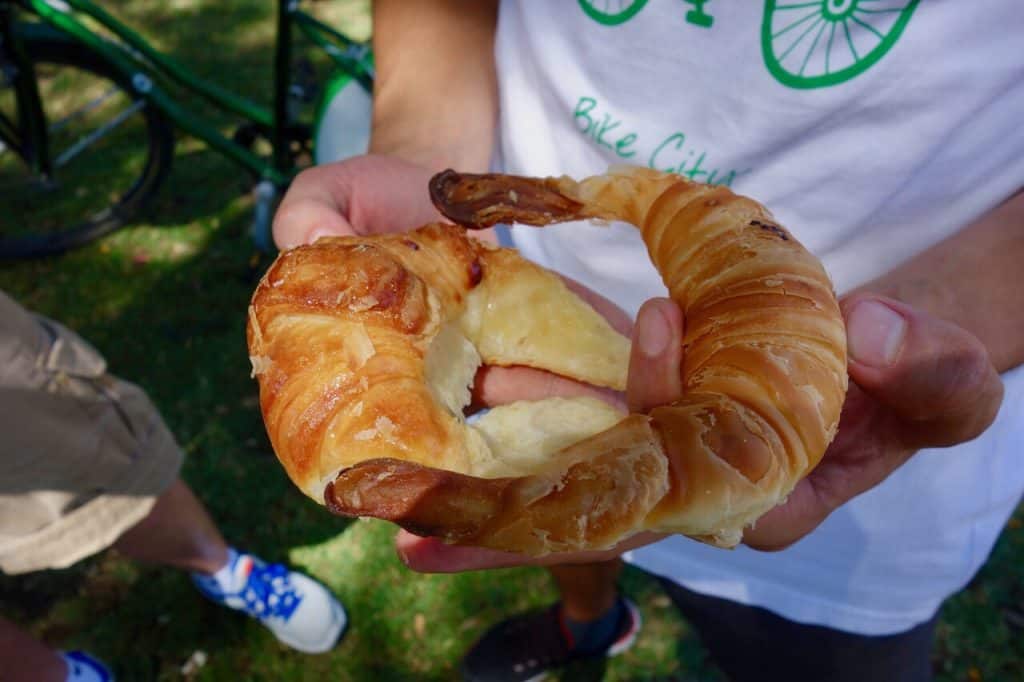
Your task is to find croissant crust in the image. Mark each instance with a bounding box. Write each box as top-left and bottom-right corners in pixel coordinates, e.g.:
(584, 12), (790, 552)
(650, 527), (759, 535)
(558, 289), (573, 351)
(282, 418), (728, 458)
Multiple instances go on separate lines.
(248, 166), (847, 554)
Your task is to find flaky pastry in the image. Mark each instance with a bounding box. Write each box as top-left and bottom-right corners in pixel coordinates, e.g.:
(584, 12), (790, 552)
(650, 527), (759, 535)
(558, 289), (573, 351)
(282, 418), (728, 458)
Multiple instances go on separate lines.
(247, 166), (848, 554)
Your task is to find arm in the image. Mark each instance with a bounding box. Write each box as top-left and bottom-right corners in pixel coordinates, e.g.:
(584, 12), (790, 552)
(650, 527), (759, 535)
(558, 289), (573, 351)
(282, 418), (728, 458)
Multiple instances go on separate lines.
(854, 190), (1024, 373)
(272, 0), (500, 248)
(370, 0), (499, 171)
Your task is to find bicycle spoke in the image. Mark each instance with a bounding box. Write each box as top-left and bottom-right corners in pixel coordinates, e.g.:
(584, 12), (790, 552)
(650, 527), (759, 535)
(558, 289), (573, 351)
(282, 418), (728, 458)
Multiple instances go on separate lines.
(0, 173), (47, 192)
(764, 0), (918, 87)
(850, 14), (883, 40)
(49, 85), (123, 135)
(772, 8), (823, 39)
(0, 109), (21, 159)
(824, 21), (837, 74)
(578, 0), (648, 25)
(799, 20), (828, 76)
(842, 18), (859, 62)
(53, 98), (144, 168)
(779, 16), (825, 62)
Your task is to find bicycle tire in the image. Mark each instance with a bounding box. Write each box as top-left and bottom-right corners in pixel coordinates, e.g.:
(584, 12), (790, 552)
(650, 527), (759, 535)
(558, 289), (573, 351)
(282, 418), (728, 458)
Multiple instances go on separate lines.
(762, 0), (919, 89)
(577, 0), (649, 26)
(312, 67), (371, 166)
(0, 35), (173, 259)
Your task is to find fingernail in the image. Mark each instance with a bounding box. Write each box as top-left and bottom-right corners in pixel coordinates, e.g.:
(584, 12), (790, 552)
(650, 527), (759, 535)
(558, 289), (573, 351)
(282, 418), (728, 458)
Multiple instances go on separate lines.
(638, 306), (671, 358)
(308, 227), (332, 244)
(848, 300), (907, 367)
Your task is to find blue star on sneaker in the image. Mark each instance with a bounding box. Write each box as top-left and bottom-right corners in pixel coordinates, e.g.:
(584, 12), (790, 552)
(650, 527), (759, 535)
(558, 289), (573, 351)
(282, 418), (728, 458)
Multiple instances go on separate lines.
(60, 651), (112, 682)
(192, 549), (347, 653)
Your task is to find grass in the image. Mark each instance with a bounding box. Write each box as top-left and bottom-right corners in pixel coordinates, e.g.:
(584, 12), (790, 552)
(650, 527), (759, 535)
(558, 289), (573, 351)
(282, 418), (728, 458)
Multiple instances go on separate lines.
(0, 2), (1021, 680)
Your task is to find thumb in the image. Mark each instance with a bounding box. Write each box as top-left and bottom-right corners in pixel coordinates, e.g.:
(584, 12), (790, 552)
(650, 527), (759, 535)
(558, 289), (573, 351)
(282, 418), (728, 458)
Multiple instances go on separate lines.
(273, 164), (358, 249)
(395, 530), (522, 573)
(842, 294), (1003, 448)
(627, 298), (685, 413)
(272, 155), (440, 249)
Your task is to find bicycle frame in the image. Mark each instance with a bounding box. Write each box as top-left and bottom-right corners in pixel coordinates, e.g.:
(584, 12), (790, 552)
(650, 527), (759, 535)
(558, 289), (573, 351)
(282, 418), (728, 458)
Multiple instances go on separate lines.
(5, 0), (372, 186)
(1, 4), (52, 175)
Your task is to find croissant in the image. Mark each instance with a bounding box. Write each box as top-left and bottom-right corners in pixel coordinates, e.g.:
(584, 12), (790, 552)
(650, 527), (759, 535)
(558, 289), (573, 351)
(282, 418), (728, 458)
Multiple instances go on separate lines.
(247, 166), (848, 554)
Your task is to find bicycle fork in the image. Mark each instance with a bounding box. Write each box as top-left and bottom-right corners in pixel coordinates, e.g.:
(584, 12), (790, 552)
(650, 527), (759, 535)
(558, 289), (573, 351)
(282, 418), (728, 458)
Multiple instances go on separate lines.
(251, 179), (278, 253)
(0, 4), (52, 180)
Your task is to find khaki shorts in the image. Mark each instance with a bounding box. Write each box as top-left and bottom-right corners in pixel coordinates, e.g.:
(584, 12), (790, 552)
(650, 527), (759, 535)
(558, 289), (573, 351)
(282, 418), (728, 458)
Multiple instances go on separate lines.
(0, 291), (183, 575)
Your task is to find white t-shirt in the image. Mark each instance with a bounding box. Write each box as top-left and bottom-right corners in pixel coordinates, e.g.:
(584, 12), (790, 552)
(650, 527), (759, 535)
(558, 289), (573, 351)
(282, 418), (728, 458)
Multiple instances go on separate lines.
(494, 0), (1024, 635)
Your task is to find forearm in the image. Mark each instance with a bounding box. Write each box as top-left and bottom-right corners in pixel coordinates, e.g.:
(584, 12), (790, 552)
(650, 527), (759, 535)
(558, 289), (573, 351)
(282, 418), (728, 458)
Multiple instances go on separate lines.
(370, 0), (499, 172)
(854, 190), (1024, 372)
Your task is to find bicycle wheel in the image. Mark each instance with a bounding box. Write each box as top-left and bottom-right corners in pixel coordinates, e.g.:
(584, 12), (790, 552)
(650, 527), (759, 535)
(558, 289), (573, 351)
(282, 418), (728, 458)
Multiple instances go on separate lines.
(0, 36), (174, 259)
(312, 68), (371, 166)
(577, 0), (649, 26)
(762, 0), (919, 89)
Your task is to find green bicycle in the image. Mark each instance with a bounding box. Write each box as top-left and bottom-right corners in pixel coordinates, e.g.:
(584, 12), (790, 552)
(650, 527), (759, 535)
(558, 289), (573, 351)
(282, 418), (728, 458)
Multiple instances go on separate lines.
(0, 0), (373, 258)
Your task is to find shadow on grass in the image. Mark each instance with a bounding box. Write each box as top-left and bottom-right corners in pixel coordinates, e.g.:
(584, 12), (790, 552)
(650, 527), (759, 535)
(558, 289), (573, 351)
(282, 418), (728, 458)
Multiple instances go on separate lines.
(2, 3), (1022, 677)
(0, 182), (360, 679)
(140, 146), (257, 228)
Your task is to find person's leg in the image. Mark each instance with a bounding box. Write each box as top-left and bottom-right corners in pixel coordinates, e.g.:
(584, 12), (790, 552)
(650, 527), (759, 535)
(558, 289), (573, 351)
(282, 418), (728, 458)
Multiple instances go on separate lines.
(112, 477), (228, 575)
(0, 298), (346, 656)
(115, 478), (347, 654)
(0, 616), (68, 682)
(0, 617), (111, 682)
(659, 577), (937, 682)
(549, 559), (621, 622)
(461, 559), (640, 681)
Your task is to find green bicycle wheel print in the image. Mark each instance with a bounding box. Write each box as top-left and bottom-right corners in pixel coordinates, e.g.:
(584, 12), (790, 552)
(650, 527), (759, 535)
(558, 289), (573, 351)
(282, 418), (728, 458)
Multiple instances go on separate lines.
(578, 0), (650, 26)
(762, 0), (919, 89)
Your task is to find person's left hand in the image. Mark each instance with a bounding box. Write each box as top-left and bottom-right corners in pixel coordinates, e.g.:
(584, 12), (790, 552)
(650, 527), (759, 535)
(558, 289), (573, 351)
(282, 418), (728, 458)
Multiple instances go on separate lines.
(396, 293), (1004, 572)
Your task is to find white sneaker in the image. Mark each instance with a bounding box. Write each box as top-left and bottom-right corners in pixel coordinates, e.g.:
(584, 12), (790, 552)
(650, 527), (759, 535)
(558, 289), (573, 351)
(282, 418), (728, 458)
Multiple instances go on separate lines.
(61, 651), (113, 682)
(193, 551), (347, 653)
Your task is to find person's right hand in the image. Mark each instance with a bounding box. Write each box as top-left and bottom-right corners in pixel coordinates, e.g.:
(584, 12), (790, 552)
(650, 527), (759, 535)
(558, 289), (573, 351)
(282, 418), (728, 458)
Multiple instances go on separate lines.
(272, 154), (440, 249)
(273, 151), (626, 410)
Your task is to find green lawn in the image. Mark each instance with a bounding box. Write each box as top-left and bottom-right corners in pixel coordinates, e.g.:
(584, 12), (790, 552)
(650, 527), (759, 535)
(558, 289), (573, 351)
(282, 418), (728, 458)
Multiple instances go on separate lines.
(0, 2), (1021, 681)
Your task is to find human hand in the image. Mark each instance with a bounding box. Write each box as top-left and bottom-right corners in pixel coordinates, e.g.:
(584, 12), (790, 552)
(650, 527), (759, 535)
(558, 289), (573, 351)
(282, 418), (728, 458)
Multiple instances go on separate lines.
(276, 156), (631, 410)
(743, 292), (1003, 549)
(396, 297), (683, 572)
(469, 276), (635, 414)
(397, 293), (1004, 570)
(272, 154), (439, 249)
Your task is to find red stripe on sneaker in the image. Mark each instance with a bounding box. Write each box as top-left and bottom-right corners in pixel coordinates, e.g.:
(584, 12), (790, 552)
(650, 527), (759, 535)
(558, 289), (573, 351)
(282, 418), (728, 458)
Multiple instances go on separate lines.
(607, 600), (642, 657)
(556, 607), (575, 650)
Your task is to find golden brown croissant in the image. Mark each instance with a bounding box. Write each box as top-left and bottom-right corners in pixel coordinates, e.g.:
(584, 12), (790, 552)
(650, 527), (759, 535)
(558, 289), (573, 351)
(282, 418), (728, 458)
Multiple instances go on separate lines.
(247, 166), (848, 554)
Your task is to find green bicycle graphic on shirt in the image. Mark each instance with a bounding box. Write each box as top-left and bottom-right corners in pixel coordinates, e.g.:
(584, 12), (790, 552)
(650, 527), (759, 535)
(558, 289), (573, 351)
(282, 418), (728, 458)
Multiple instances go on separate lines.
(577, 0), (919, 88)
(762, 0), (919, 88)
(578, 0), (713, 28)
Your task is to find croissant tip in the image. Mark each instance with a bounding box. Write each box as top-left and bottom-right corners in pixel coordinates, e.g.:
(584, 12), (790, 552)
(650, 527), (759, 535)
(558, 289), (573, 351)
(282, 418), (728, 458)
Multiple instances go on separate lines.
(428, 169), (463, 217)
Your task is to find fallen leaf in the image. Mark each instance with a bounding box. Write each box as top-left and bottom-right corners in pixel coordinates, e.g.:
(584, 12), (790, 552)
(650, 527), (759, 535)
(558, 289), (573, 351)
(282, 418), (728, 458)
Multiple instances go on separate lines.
(181, 650), (208, 677)
(414, 613), (425, 638)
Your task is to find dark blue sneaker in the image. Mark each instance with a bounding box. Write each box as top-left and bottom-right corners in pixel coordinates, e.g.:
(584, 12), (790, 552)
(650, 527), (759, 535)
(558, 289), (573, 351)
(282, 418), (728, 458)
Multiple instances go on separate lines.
(192, 552), (346, 653)
(461, 598), (641, 681)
